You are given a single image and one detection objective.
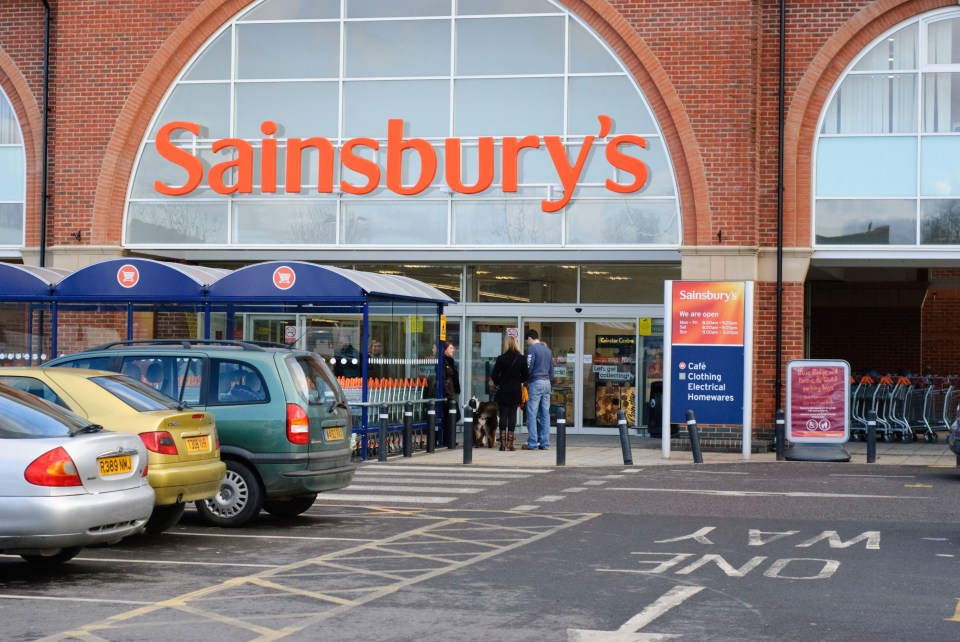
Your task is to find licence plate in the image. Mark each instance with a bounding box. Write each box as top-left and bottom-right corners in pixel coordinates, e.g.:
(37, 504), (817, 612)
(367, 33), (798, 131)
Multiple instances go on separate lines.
(184, 435), (210, 453)
(98, 455), (133, 476)
(324, 427), (345, 441)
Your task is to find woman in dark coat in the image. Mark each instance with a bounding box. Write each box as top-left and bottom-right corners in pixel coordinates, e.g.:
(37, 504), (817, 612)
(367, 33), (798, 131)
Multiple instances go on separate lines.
(490, 334), (529, 451)
(442, 341), (461, 422)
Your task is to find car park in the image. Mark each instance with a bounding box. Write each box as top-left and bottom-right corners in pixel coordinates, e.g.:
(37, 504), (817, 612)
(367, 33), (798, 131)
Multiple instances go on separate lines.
(0, 383), (154, 564)
(0, 368), (225, 533)
(46, 340), (355, 527)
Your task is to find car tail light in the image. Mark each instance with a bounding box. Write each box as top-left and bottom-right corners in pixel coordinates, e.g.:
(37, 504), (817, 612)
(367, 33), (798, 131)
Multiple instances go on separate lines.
(213, 428), (220, 451)
(139, 431), (178, 455)
(286, 403), (310, 445)
(142, 463), (149, 477)
(25, 447), (82, 487)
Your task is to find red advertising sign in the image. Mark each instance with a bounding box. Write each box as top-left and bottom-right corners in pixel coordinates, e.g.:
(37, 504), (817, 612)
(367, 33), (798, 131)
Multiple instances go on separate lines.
(671, 281), (745, 346)
(786, 360), (850, 443)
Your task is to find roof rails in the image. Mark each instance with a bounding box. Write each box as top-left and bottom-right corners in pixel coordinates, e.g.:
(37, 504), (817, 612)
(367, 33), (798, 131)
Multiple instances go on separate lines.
(86, 339), (267, 352)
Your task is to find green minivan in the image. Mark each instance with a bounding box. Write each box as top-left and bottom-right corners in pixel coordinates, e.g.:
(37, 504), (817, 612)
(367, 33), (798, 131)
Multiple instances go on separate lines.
(47, 340), (355, 527)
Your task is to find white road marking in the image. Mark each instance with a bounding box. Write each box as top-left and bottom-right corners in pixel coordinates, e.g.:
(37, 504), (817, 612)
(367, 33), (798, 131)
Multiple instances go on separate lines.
(353, 470), (532, 479)
(353, 476), (507, 486)
(344, 484), (483, 493)
(316, 494), (455, 503)
(535, 495), (565, 502)
(583, 480), (607, 486)
(510, 505), (540, 511)
(568, 585), (704, 640)
(0, 595), (152, 606)
(673, 470), (749, 475)
(829, 473), (915, 478)
(562, 487), (587, 493)
(167, 531), (373, 542)
(363, 464), (552, 473)
(606, 487), (923, 499)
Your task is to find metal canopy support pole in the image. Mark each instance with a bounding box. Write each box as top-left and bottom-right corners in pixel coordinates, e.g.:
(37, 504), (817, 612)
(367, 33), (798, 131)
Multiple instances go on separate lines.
(126, 303), (134, 340)
(203, 302), (211, 340)
(361, 302), (370, 437)
(51, 302), (58, 357)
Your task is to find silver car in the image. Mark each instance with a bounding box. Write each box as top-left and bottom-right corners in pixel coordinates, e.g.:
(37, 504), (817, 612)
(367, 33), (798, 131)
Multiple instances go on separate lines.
(0, 383), (155, 564)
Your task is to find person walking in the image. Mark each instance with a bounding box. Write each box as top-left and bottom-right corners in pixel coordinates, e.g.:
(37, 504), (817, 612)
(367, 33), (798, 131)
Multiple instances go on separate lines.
(490, 333), (529, 451)
(523, 329), (553, 450)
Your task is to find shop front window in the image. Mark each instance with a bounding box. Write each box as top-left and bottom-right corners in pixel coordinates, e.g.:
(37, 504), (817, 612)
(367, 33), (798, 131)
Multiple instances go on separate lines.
(467, 264), (577, 303)
(0, 87), (25, 248)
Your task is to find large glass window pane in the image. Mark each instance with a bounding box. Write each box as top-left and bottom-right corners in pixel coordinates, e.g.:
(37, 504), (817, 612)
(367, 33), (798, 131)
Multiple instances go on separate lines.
(151, 84), (230, 139)
(569, 76), (655, 135)
(452, 200), (561, 244)
(853, 24), (917, 71)
(569, 20), (621, 73)
(467, 264), (576, 303)
(183, 30), (231, 81)
(341, 201), (447, 244)
(927, 17), (960, 64)
(456, 17), (564, 76)
(126, 202), (229, 244)
(0, 203), (24, 245)
(347, 0), (450, 18)
(821, 74), (917, 134)
(921, 137), (960, 196)
(240, 0), (339, 20)
(566, 200), (679, 245)
(132, 144), (226, 198)
(0, 90), (22, 144)
(923, 72), (960, 133)
(343, 80), (449, 137)
(455, 78), (563, 136)
(457, 0), (558, 15)
(581, 265), (680, 304)
(345, 21), (450, 78)
(236, 82), (338, 138)
(814, 199), (916, 245)
(361, 264), (463, 302)
(606, 138), (675, 197)
(237, 23), (339, 79)
(816, 137), (917, 197)
(0, 148), (24, 200)
(921, 199), (960, 244)
(233, 201), (336, 244)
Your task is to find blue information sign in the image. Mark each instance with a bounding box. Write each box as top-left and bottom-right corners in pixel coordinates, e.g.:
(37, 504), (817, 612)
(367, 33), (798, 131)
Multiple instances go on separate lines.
(669, 344), (744, 424)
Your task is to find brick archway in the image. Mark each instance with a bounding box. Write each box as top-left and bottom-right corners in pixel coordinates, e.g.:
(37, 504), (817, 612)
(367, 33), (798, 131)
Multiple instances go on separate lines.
(784, 0), (954, 249)
(0, 46), (43, 248)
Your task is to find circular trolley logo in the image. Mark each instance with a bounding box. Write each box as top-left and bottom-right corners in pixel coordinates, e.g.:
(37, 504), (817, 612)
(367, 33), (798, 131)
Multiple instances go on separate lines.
(117, 264), (140, 288)
(272, 266), (296, 290)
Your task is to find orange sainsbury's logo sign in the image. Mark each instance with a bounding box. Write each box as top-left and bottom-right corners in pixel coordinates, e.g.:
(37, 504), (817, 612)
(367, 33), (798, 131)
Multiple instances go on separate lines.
(153, 115), (649, 213)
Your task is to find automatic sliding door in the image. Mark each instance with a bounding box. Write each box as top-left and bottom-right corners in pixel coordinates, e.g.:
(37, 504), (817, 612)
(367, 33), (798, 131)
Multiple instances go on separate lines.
(523, 320), (577, 428)
(583, 321), (638, 430)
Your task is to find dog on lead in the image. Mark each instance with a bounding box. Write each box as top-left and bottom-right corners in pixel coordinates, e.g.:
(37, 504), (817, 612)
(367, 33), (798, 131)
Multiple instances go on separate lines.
(467, 396), (499, 448)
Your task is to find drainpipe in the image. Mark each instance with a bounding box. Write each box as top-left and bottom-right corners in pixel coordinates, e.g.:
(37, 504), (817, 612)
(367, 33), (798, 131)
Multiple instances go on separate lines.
(38, 0), (51, 267)
(775, 0), (786, 407)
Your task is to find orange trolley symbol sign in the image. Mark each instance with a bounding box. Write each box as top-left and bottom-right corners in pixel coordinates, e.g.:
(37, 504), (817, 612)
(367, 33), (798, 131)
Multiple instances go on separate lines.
(272, 266), (296, 290)
(117, 264), (140, 289)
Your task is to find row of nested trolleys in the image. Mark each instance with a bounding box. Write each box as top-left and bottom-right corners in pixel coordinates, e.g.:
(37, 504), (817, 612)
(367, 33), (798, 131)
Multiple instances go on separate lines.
(849, 375), (959, 443)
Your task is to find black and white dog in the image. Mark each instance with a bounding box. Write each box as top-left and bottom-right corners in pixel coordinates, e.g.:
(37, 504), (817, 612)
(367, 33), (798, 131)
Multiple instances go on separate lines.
(467, 396), (499, 448)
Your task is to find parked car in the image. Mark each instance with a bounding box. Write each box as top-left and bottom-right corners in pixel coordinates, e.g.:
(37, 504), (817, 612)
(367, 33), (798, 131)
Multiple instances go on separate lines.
(47, 340), (355, 527)
(0, 382), (154, 564)
(0, 368), (225, 533)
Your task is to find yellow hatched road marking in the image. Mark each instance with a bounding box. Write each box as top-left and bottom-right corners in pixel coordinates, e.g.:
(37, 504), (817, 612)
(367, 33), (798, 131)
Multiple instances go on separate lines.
(946, 598), (960, 622)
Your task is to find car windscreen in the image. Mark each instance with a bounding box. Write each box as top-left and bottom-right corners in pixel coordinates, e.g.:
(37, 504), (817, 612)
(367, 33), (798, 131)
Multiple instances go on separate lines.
(91, 376), (181, 412)
(0, 387), (85, 438)
(286, 355), (341, 406)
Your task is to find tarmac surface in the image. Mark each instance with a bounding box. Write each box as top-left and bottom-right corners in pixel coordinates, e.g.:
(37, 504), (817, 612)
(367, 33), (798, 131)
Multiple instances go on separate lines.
(388, 433), (960, 468)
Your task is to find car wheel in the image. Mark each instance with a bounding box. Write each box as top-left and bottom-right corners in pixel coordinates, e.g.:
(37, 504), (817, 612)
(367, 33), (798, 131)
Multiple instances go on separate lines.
(21, 546), (83, 565)
(145, 502), (186, 534)
(195, 460), (263, 528)
(262, 494), (318, 519)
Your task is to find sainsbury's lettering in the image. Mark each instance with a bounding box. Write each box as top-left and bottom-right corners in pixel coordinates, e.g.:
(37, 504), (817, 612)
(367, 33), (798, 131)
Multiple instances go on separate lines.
(153, 115), (649, 212)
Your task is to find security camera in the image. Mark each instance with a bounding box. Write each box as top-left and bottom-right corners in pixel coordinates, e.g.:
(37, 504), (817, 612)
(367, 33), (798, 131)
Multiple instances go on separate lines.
(575, 307), (582, 313)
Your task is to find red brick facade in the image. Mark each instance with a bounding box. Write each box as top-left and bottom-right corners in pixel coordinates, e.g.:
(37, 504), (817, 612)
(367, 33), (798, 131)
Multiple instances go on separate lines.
(2, 0), (956, 434)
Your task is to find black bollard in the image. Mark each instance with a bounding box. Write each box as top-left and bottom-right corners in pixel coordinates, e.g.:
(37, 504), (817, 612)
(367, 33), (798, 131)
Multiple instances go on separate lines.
(775, 409), (785, 461)
(426, 400), (436, 453)
(447, 401), (458, 450)
(686, 409), (703, 464)
(377, 403), (389, 463)
(402, 401), (414, 457)
(866, 409), (877, 464)
(556, 406), (566, 466)
(617, 409), (633, 465)
(463, 404), (474, 465)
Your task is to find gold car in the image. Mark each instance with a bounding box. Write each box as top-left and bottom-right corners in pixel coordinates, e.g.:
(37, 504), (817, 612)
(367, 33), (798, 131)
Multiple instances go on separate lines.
(0, 367), (225, 534)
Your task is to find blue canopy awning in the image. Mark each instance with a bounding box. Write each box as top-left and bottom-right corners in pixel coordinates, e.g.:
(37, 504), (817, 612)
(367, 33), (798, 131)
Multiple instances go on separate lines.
(206, 261), (453, 304)
(0, 264), (67, 301)
(53, 258), (230, 302)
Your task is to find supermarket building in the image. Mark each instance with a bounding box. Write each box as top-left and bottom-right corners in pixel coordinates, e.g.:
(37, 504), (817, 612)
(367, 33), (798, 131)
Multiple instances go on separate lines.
(3, 0), (960, 439)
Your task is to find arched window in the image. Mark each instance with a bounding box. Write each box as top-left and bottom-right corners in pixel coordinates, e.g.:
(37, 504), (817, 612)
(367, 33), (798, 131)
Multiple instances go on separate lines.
(125, 0), (680, 250)
(815, 8), (960, 247)
(0, 86), (25, 249)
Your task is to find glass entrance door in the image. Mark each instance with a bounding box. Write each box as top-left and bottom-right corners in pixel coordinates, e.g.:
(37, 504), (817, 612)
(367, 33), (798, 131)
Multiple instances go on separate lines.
(583, 321), (638, 430)
(522, 320), (577, 429)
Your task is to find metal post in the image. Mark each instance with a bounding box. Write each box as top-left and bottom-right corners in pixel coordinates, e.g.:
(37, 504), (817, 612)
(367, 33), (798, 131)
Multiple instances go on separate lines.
(378, 404), (389, 463)
(402, 401), (414, 457)
(617, 409), (633, 465)
(775, 408), (785, 461)
(686, 409), (703, 464)
(463, 404), (474, 465)
(447, 400), (458, 450)
(556, 406), (566, 466)
(866, 409), (877, 464)
(426, 400), (436, 453)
